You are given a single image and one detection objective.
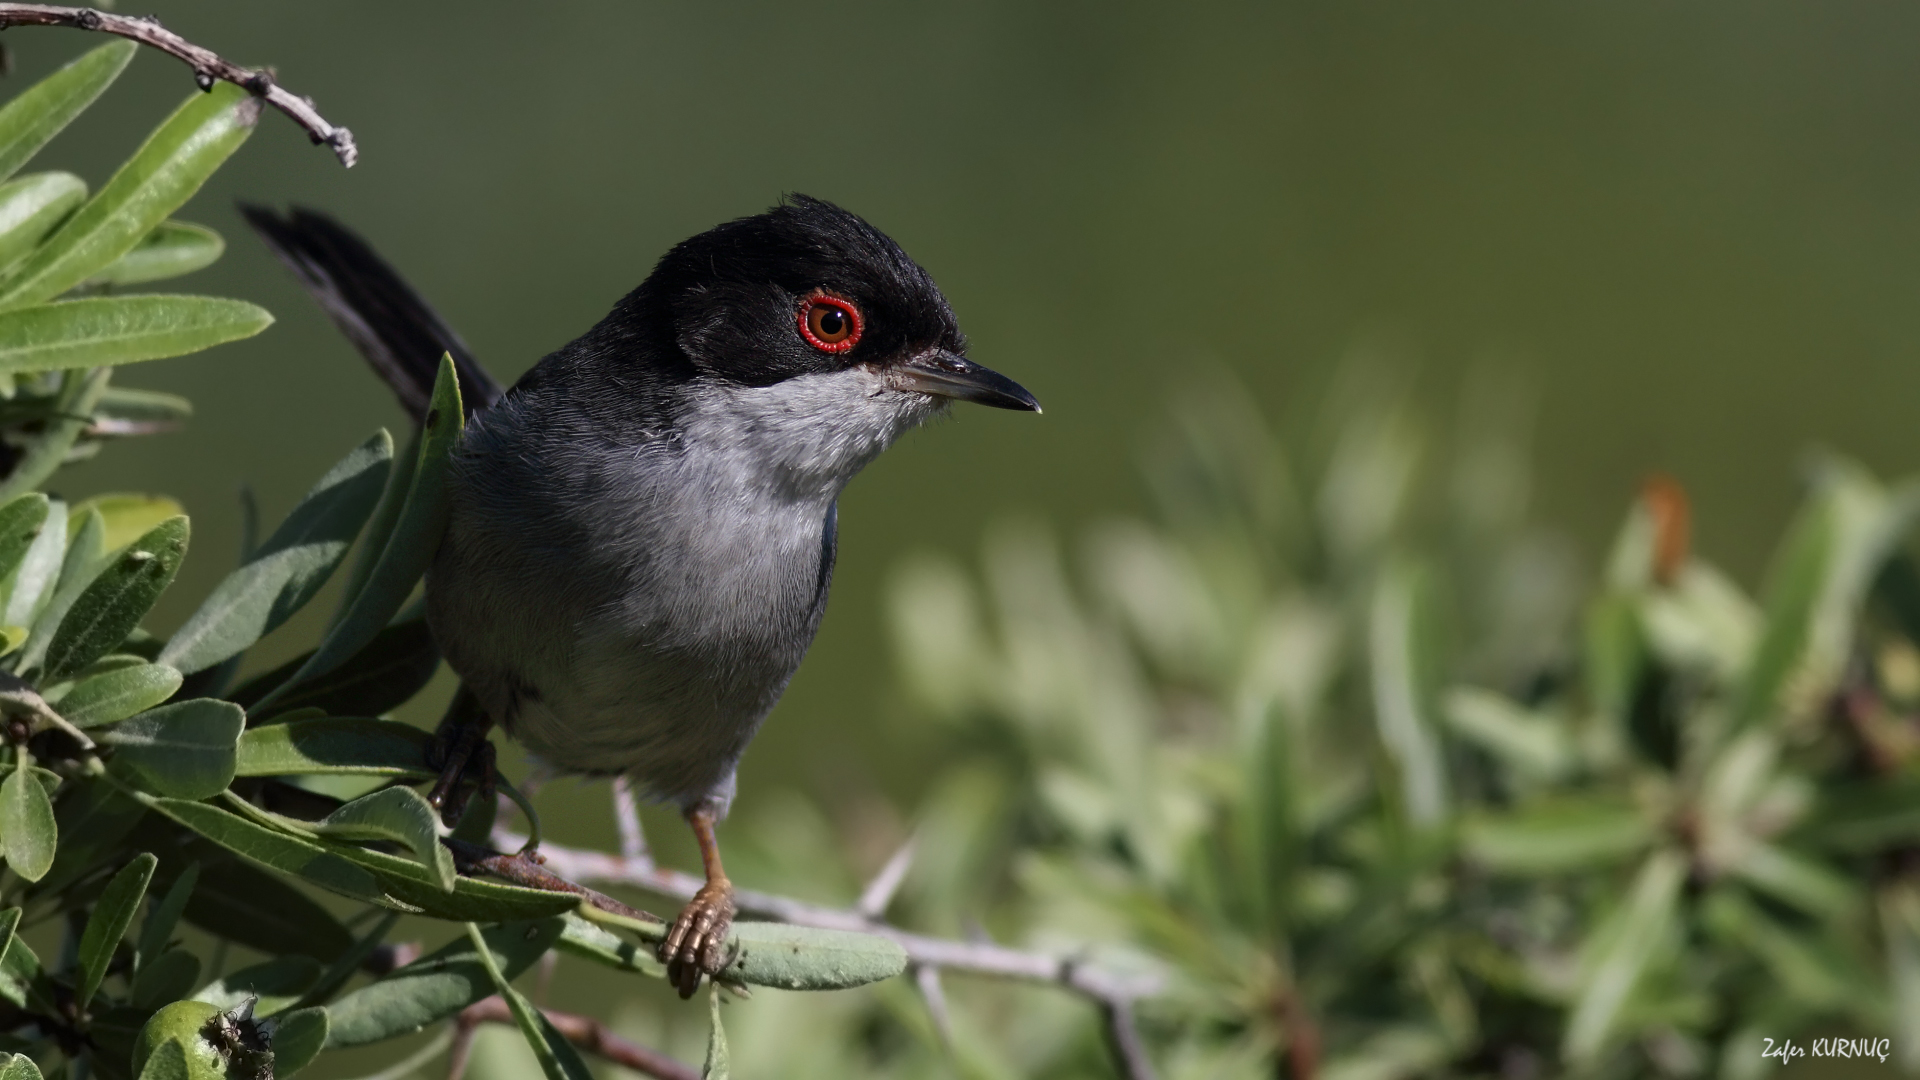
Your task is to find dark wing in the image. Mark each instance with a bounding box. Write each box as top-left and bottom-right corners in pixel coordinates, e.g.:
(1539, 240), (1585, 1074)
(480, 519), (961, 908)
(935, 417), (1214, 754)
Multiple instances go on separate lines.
(239, 204), (503, 421)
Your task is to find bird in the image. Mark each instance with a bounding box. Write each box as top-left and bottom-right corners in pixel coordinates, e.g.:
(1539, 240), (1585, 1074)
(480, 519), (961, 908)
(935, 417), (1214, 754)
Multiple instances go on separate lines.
(241, 195), (1040, 997)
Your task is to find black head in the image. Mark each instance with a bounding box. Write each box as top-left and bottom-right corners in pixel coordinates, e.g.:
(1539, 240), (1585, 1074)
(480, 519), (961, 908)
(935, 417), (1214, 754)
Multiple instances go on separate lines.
(593, 195), (1037, 412)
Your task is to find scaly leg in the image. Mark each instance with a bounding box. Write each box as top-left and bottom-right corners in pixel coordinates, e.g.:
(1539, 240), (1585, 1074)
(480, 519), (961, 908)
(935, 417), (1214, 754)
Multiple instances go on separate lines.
(659, 805), (736, 998)
(427, 686), (497, 828)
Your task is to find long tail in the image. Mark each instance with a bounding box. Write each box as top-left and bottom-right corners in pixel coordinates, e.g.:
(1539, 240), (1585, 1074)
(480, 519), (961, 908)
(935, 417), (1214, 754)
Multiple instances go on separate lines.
(238, 205), (503, 421)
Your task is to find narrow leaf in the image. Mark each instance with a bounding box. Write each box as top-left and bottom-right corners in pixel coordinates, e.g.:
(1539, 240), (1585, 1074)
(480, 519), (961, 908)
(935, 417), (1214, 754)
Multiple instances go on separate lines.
(0, 296), (270, 377)
(464, 922), (593, 1080)
(144, 797), (385, 905)
(19, 503), (105, 672)
(0, 83), (260, 310)
(722, 922), (910, 990)
(234, 716), (432, 779)
(0, 368), (108, 504)
(260, 356), (462, 707)
(87, 220), (224, 286)
(554, 912), (666, 979)
(704, 987), (730, 1080)
(325, 919), (564, 1048)
(76, 852), (157, 1010)
(136, 861), (199, 972)
(1461, 802), (1654, 875)
(2, 497), (62, 628)
(227, 617), (439, 721)
(130, 948), (200, 1011)
(1733, 497), (1833, 729)
(102, 699), (241, 799)
(310, 787), (455, 891)
(58, 662), (183, 728)
(0, 172), (86, 274)
(160, 431), (391, 674)
(0, 765), (56, 881)
(1564, 849), (1687, 1062)
(271, 1006), (329, 1077)
(1370, 556), (1448, 828)
(45, 515), (188, 680)
(0, 494), (49, 607)
(0, 42), (137, 183)
(192, 955), (323, 1016)
(69, 494), (184, 552)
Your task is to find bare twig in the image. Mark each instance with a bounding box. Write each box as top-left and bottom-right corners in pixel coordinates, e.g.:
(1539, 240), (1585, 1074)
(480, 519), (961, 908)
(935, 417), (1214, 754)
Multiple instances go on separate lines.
(612, 775), (652, 866)
(458, 996), (699, 1080)
(0, 4), (356, 166)
(855, 835), (916, 919)
(1099, 997), (1160, 1080)
(491, 826), (1164, 1068)
(912, 962), (952, 1047)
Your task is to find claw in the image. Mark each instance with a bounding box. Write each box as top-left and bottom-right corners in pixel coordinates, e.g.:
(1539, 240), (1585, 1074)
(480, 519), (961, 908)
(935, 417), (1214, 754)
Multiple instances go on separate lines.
(660, 881), (736, 999)
(427, 688), (496, 829)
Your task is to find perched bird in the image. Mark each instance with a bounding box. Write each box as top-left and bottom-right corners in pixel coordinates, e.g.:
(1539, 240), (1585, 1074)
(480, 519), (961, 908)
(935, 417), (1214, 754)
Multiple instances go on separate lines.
(243, 196), (1040, 995)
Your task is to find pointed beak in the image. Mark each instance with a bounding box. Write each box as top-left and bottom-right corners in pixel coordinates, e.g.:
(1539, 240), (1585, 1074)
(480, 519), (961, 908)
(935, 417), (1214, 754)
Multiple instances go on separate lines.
(892, 350), (1042, 413)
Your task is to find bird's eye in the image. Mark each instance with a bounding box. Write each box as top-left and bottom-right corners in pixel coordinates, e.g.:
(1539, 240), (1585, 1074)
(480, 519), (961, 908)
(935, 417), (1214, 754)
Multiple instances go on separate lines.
(798, 294), (863, 353)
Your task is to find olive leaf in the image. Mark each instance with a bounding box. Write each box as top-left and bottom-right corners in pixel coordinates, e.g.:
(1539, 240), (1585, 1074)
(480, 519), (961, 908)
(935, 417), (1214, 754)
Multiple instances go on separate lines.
(76, 852), (157, 1010)
(101, 699), (242, 800)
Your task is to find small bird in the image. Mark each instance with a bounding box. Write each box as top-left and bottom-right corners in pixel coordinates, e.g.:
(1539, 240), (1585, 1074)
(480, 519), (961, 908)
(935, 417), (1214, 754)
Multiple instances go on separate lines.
(243, 196), (1039, 995)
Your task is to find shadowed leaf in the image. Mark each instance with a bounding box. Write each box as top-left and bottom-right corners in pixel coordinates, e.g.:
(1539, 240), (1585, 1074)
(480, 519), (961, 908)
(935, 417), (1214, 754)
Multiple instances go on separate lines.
(88, 220), (224, 286)
(325, 919), (564, 1048)
(234, 716), (432, 779)
(76, 852), (156, 1010)
(102, 699), (242, 799)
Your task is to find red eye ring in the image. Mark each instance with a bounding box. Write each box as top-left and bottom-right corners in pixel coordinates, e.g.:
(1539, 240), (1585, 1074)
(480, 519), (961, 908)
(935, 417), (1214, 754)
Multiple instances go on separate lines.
(797, 292), (863, 353)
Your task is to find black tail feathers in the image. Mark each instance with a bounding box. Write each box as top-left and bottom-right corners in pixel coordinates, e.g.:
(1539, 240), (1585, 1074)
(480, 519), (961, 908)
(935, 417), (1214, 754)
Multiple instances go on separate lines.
(239, 204), (502, 421)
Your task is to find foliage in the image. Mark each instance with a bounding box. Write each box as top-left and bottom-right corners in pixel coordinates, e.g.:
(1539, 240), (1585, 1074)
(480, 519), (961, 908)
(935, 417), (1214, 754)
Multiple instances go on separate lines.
(831, 364), (1920, 1078)
(0, 42), (902, 1080)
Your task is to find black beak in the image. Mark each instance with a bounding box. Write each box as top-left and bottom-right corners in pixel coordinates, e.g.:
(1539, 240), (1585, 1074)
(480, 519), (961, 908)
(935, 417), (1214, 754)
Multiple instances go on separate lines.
(894, 350), (1042, 413)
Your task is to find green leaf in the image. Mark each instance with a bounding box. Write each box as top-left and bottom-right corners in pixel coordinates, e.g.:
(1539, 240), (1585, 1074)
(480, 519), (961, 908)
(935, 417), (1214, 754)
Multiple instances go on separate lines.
(233, 716), (432, 780)
(94, 385), (192, 428)
(0, 494), (49, 602)
(136, 861), (198, 972)
(0, 1050), (44, 1080)
(0, 42), (137, 183)
(76, 852), (157, 1010)
(325, 919), (565, 1049)
(721, 921), (910, 991)
(704, 987), (730, 1080)
(44, 515), (189, 680)
(1883, 885), (1920, 1072)
(1461, 801), (1654, 875)
(143, 798), (385, 906)
(192, 955), (323, 1017)
(1441, 687), (1575, 782)
(0, 83), (260, 311)
(0, 368), (110, 504)
(258, 356), (462, 708)
(2, 496), (62, 628)
(1563, 848), (1687, 1063)
(20, 503), (105, 672)
(58, 662), (184, 728)
(308, 787), (455, 891)
(1370, 556), (1448, 829)
(130, 948), (201, 1011)
(160, 432), (392, 674)
(270, 1006), (329, 1077)
(553, 912), (667, 980)
(87, 221), (223, 287)
(35, 776), (144, 897)
(0, 173), (86, 274)
(1730, 842), (1861, 923)
(227, 617), (439, 722)
(0, 296), (270, 378)
(101, 699), (242, 800)
(70, 494), (185, 552)
(180, 860), (352, 963)
(0, 915), (48, 1013)
(464, 922), (593, 1080)
(1733, 494), (1833, 730)
(0, 763), (56, 881)
(0, 909), (17, 988)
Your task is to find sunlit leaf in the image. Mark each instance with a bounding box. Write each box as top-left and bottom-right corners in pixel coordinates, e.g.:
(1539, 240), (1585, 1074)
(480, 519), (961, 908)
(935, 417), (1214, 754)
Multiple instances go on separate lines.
(101, 699), (241, 799)
(58, 662), (183, 728)
(161, 431), (391, 674)
(1370, 556), (1448, 829)
(257, 356), (461, 708)
(325, 919), (564, 1048)
(76, 851), (156, 1010)
(3, 496), (63, 628)
(722, 921), (910, 991)
(308, 786), (455, 891)
(704, 987), (730, 1080)
(1461, 801), (1654, 875)
(0, 296), (270, 377)
(0, 83), (259, 310)
(1564, 849), (1686, 1063)
(0, 764), (56, 882)
(20, 504), (105, 671)
(0, 172), (85, 274)
(69, 494), (184, 552)
(88, 220), (224, 286)
(0, 41), (136, 183)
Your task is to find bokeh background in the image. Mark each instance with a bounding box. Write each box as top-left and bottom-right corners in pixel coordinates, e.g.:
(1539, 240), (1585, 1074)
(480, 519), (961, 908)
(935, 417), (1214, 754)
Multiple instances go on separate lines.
(8, 3), (1920, 1072)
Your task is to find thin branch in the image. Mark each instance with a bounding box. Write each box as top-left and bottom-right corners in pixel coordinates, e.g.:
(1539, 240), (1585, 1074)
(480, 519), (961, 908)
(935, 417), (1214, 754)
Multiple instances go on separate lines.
(0, 4), (356, 166)
(490, 824), (1164, 1006)
(458, 995), (699, 1080)
(1098, 997), (1160, 1080)
(612, 775), (652, 866)
(912, 962), (952, 1048)
(856, 835), (915, 919)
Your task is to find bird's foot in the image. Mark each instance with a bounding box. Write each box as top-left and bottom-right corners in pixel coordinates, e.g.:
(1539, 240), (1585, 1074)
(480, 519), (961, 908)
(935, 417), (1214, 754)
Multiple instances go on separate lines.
(426, 713), (496, 829)
(660, 879), (736, 999)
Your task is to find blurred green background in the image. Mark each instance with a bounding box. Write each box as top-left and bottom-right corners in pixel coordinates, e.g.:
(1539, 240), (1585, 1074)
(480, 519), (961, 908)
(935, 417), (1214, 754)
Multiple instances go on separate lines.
(13, 0), (1920, 950)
